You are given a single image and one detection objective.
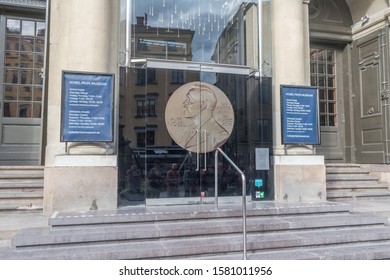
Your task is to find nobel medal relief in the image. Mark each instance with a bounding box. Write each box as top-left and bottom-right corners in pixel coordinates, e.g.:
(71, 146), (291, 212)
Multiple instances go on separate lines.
(165, 81), (235, 153)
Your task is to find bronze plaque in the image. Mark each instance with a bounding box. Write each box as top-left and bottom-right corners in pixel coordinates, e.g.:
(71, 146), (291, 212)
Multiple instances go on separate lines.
(165, 81), (234, 153)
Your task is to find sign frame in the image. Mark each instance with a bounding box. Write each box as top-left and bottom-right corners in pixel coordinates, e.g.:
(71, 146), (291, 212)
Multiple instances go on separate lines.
(281, 85), (320, 145)
(60, 71), (115, 143)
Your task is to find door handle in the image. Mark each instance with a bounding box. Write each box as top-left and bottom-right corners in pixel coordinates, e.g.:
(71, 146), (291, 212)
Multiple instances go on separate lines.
(203, 130), (207, 171)
(196, 129), (200, 171)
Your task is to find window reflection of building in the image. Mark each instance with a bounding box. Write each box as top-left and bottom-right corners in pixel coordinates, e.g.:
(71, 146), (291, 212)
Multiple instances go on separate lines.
(212, 3), (273, 161)
(2, 18), (45, 119)
(310, 48), (337, 127)
(120, 15), (197, 150)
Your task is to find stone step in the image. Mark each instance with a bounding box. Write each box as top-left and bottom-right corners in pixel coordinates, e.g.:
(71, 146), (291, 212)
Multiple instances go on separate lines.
(0, 166), (44, 171)
(12, 213), (387, 248)
(326, 164), (361, 168)
(326, 167), (369, 175)
(196, 241), (390, 260)
(7, 226), (390, 259)
(326, 181), (388, 189)
(0, 167), (44, 214)
(0, 179), (44, 189)
(0, 172), (43, 179)
(327, 190), (390, 200)
(0, 202), (43, 212)
(0, 191), (43, 199)
(326, 174), (380, 182)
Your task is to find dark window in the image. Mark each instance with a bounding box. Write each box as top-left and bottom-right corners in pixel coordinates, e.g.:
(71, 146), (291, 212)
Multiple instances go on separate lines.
(171, 70), (185, 84)
(136, 68), (157, 85)
(137, 130), (155, 147)
(136, 99), (156, 117)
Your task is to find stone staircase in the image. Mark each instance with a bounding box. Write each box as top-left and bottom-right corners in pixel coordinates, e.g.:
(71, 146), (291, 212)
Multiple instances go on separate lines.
(0, 166), (44, 213)
(326, 164), (390, 201)
(4, 202), (390, 260)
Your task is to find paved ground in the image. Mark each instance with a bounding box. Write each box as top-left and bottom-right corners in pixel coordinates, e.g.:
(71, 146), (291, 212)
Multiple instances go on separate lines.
(1, 199), (390, 251)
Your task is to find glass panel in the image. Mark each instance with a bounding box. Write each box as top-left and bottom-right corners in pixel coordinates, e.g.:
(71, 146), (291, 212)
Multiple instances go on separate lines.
(4, 70), (19, 84)
(19, 86), (33, 101)
(320, 115), (326, 126)
(34, 71), (43, 85)
(18, 103), (32, 118)
(33, 86), (43, 101)
(4, 52), (19, 67)
(4, 85), (18, 100)
(20, 53), (34, 68)
(35, 53), (44, 69)
(2, 19), (45, 119)
(20, 37), (34, 52)
(3, 102), (18, 117)
(32, 103), (42, 118)
(20, 70), (33, 84)
(310, 48), (337, 127)
(21, 21), (35, 36)
(5, 36), (19, 51)
(35, 38), (45, 52)
(36, 22), (46, 37)
(131, 0), (259, 66)
(6, 19), (20, 34)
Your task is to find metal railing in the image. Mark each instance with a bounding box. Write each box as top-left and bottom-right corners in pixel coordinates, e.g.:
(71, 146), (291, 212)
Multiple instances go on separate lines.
(214, 148), (247, 260)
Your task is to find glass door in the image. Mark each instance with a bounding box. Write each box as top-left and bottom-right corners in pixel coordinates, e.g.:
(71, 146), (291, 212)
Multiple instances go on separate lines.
(117, 59), (252, 206)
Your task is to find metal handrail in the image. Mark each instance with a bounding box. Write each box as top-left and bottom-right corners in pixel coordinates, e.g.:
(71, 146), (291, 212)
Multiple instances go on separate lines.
(214, 148), (247, 260)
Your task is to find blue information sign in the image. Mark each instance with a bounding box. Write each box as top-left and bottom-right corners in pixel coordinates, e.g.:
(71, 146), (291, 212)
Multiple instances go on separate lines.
(281, 85), (320, 145)
(61, 72), (114, 142)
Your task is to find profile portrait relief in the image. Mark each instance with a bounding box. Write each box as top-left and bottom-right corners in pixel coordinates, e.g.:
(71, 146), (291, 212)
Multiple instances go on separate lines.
(165, 81), (235, 153)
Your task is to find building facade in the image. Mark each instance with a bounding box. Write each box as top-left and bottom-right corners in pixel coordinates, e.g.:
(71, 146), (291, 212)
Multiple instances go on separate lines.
(1, 0), (389, 214)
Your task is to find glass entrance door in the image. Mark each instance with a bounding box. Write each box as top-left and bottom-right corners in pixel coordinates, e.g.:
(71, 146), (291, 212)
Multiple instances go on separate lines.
(118, 60), (254, 206)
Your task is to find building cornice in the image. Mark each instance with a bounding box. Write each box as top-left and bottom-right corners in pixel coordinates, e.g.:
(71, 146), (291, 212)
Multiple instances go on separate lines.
(310, 30), (352, 43)
(0, 0), (46, 9)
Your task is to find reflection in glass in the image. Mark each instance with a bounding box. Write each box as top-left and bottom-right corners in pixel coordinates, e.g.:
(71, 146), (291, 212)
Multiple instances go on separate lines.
(33, 87), (43, 101)
(4, 85), (18, 100)
(35, 54), (44, 68)
(20, 53), (34, 68)
(22, 21), (35, 36)
(118, 1), (273, 205)
(33, 103), (42, 118)
(2, 18), (45, 119)
(6, 19), (20, 34)
(18, 103), (32, 118)
(4, 102), (17, 117)
(35, 38), (44, 52)
(5, 36), (19, 51)
(19, 86), (33, 101)
(4, 70), (18, 84)
(4, 52), (19, 67)
(21, 37), (34, 52)
(36, 22), (46, 36)
(131, 0), (258, 65)
(34, 71), (43, 85)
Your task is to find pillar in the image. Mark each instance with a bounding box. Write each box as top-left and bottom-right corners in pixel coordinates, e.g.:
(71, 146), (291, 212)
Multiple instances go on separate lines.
(271, 0), (326, 202)
(43, 0), (119, 214)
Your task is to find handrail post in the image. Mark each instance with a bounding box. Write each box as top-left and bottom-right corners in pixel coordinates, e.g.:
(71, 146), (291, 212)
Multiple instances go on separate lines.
(216, 148), (247, 260)
(214, 150), (219, 211)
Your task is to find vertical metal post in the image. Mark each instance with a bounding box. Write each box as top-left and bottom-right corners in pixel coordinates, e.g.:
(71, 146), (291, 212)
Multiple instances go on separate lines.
(125, 0), (131, 67)
(214, 150), (219, 211)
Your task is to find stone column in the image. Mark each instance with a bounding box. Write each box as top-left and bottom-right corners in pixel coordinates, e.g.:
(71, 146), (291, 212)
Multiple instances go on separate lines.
(271, 0), (326, 202)
(43, 0), (119, 214)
